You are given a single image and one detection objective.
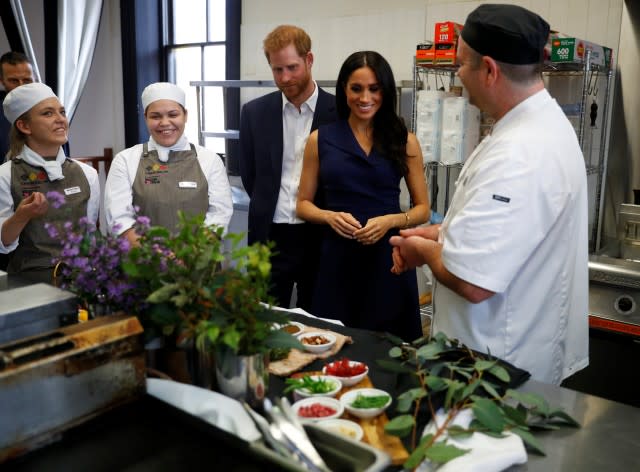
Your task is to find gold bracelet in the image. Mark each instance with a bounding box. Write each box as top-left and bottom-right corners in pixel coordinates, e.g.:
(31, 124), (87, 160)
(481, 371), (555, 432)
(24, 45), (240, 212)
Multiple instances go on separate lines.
(404, 212), (410, 228)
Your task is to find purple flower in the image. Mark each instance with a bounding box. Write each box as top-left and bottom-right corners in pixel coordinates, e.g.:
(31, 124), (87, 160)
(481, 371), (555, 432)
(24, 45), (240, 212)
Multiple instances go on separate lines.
(46, 191), (66, 209)
(45, 222), (59, 239)
(72, 256), (90, 270)
(61, 245), (80, 258)
(136, 215), (151, 227)
(46, 210), (154, 314)
(118, 238), (131, 252)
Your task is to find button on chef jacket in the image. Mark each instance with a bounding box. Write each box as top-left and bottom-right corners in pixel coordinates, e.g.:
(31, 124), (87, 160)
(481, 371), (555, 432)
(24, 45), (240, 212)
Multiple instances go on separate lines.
(432, 89), (589, 385)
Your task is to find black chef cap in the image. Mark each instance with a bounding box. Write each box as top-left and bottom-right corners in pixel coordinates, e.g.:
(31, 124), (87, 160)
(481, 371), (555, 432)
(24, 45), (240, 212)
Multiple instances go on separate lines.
(461, 4), (550, 65)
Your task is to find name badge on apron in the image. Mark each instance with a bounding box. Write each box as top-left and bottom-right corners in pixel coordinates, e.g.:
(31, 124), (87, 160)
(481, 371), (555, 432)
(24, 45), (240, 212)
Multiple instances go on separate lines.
(178, 181), (197, 189)
(64, 186), (81, 196)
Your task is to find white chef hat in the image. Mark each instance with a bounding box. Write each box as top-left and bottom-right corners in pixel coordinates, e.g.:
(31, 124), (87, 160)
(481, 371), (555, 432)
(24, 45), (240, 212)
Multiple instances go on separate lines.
(141, 82), (186, 111)
(3, 82), (57, 124)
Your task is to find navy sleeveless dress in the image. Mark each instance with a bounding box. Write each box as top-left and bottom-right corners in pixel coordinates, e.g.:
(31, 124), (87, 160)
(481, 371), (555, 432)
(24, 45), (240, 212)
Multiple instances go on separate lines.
(312, 120), (422, 341)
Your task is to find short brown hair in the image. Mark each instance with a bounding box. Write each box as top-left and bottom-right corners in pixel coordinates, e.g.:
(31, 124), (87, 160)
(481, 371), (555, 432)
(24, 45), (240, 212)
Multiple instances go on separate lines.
(263, 25), (311, 62)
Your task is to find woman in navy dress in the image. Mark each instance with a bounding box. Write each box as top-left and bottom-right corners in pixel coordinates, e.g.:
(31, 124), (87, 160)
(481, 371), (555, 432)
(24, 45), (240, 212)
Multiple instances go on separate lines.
(297, 51), (429, 340)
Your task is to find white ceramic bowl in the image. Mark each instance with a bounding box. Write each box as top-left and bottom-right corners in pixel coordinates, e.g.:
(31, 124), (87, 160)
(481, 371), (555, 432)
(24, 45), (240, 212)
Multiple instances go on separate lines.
(322, 360), (369, 387)
(297, 331), (337, 353)
(315, 418), (364, 441)
(291, 396), (344, 423)
(291, 375), (343, 402)
(340, 388), (392, 419)
(279, 321), (305, 335)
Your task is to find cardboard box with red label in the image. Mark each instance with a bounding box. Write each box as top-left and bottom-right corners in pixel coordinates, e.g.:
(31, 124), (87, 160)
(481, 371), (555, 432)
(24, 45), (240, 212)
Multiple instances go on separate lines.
(416, 42), (436, 66)
(434, 21), (463, 65)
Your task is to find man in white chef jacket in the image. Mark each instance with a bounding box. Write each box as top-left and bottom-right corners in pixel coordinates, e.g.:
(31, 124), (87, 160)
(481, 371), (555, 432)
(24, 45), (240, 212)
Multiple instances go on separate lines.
(390, 4), (589, 385)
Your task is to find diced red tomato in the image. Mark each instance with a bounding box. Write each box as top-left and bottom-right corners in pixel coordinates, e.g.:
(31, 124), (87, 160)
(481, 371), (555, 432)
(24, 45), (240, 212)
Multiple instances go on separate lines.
(298, 403), (337, 418)
(324, 358), (367, 377)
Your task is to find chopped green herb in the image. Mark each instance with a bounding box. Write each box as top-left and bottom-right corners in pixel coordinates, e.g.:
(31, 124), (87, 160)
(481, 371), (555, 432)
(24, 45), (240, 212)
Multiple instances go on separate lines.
(351, 394), (390, 409)
(283, 375), (337, 394)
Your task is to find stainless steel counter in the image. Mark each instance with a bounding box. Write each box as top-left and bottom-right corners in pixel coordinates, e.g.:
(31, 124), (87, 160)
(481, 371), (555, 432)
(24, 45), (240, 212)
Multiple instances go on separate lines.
(510, 380), (640, 471)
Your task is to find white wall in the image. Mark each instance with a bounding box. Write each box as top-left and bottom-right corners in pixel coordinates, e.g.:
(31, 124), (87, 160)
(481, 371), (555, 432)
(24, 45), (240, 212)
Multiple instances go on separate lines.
(0, 0), (625, 158)
(241, 0), (623, 85)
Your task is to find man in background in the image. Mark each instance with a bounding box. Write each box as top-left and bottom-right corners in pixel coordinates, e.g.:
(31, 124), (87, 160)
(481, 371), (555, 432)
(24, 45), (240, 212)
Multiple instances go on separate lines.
(0, 51), (35, 163)
(238, 25), (336, 309)
(390, 4), (588, 385)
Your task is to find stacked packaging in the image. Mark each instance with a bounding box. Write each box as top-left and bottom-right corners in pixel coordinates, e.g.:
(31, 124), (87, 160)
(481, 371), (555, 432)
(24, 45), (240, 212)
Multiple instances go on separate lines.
(415, 91), (480, 164)
(415, 90), (444, 163)
(440, 96), (480, 164)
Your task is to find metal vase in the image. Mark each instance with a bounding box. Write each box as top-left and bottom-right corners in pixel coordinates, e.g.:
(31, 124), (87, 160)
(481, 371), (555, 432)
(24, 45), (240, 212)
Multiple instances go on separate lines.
(214, 347), (268, 408)
(145, 337), (215, 389)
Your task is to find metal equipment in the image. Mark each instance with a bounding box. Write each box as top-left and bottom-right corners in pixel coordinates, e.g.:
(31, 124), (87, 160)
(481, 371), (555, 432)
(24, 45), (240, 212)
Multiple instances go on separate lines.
(0, 315), (146, 461)
(0, 278), (78, 345)
(565, 213), (640, 407)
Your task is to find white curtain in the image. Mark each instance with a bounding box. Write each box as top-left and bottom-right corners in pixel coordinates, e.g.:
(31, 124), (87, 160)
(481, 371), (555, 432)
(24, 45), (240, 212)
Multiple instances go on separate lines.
(57, 0), (103, 122)
(9, 0), (42, 81)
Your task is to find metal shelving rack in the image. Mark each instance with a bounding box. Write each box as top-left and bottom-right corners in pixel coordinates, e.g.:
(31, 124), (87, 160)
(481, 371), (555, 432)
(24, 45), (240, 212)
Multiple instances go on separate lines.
(411, 52), (613, 251)
(411, 63), (465, 215)
(542, 57), (613, 252)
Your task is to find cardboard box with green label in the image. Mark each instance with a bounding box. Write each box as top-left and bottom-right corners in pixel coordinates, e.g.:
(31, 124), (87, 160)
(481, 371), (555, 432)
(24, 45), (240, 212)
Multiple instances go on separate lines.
(550, 37), (612, 68)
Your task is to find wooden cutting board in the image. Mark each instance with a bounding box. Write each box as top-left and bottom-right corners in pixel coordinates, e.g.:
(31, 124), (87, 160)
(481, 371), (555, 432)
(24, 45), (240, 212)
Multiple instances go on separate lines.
(336, 377), (409, 466)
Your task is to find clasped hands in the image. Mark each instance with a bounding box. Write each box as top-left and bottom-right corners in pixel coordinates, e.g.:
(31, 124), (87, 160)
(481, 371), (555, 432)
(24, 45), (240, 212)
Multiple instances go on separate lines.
(327, 212), (392, 246)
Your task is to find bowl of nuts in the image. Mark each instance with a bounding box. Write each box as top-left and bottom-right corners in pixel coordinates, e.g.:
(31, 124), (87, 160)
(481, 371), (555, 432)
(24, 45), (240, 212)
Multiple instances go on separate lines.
(297, 331), (337, 354)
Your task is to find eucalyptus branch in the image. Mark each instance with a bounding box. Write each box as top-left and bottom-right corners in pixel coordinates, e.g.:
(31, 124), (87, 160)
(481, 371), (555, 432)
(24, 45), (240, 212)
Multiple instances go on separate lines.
(382, 333), (581, 470)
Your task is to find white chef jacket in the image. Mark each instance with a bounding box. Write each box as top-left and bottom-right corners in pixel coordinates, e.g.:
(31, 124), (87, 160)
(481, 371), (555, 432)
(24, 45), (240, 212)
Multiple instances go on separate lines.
(0, 150), (100, 253)
(104, 139), (233, 235)
(432, 89), (589, 385)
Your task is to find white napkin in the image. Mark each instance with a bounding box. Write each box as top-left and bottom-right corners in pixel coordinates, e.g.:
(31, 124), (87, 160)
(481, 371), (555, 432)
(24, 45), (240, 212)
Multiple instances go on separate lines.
(19, 145), (66, 181)
(148, 134), (190, 162)
(146, 378), (261, 442)
(267, 304), (345, 326)
(417, 408), (527, 472)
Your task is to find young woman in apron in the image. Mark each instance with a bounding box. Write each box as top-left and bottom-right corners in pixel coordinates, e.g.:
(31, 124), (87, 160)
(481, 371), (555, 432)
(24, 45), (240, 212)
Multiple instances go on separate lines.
(104, 82), (232, 245)
(0, 83), (99, 283)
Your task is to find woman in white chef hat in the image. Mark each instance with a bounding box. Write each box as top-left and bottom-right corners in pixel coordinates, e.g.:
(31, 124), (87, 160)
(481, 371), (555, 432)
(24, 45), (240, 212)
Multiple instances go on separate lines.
(104, 82), (233, 244)
(0, 82), (100, 282)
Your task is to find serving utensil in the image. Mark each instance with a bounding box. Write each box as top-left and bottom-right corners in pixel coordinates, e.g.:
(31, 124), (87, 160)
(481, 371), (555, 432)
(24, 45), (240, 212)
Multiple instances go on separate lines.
(263, 398), (331, 472)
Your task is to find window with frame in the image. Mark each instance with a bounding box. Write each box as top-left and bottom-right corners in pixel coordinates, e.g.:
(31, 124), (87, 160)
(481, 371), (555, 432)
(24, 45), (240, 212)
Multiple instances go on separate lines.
(164, 0), (239, 164)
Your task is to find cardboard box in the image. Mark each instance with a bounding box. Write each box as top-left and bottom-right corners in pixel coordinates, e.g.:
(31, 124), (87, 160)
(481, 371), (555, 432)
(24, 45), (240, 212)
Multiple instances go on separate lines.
(416, 42), (435, 65)
(433, 21), (463, 65)
(550, 36), (613, 68)
(434, 22), (463, 45)
(435, 42), (457, 65)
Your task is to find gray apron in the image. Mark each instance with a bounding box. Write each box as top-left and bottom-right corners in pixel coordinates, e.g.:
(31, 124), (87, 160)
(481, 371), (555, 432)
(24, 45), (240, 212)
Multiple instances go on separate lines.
(131, 143), (208, 233)
(8, 158), (90, 279)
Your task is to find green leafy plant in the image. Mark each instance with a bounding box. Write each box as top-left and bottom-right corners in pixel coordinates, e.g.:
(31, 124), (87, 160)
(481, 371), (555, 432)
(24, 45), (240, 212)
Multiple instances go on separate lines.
(122, 211), (301, 356)
(122, 212), (224, 339)
(380, 332), (580, 470)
